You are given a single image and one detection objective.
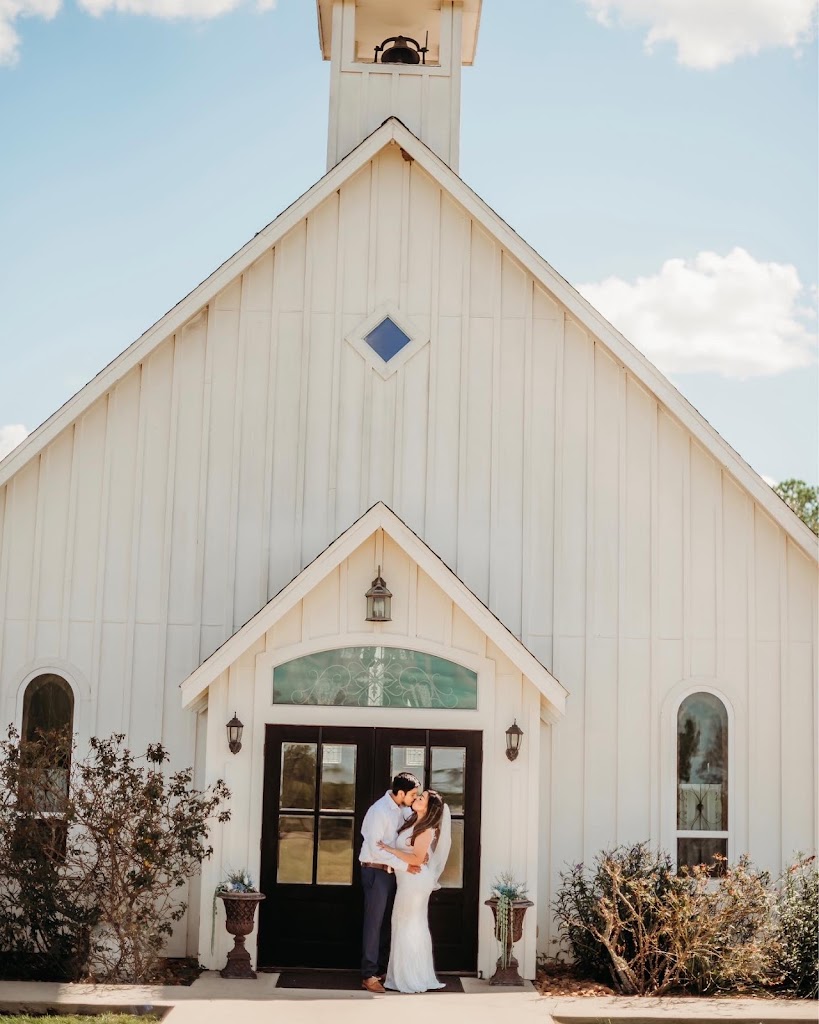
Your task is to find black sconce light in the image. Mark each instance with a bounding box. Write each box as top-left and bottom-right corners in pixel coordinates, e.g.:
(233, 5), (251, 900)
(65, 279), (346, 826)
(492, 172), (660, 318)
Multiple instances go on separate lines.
(505, 720), (523, 762)
(365, 566), (392, 622)
(226, 712), (244, 755)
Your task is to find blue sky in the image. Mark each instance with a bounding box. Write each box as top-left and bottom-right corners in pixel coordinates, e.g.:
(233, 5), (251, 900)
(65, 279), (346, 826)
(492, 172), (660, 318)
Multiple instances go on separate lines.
(1, 0), (817, 483)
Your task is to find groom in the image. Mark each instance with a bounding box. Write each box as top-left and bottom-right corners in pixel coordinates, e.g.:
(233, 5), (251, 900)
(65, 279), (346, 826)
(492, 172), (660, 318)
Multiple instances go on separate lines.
(359, 772), (422, 993)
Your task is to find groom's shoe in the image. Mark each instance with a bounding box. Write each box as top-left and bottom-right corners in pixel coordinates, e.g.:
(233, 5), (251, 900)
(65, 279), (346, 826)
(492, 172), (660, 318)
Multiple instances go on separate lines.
(361, 977), (386, 994)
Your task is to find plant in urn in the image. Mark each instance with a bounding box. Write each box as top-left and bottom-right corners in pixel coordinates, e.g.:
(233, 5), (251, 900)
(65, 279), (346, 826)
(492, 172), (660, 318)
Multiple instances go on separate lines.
(215, 870), (265, 979)
(485, 875), (533, 986)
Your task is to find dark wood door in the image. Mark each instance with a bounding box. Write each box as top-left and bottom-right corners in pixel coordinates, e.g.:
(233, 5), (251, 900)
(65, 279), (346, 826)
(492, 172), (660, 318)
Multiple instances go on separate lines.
(258, 725), (482, 973)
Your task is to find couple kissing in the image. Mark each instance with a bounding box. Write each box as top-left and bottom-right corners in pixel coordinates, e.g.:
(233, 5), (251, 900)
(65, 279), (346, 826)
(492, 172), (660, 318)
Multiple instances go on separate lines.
(359, 772), (451, 994)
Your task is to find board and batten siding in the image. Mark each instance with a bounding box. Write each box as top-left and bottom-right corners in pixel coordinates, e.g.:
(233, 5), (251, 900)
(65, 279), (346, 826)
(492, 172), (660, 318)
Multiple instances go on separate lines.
(0, 143), (816, 954)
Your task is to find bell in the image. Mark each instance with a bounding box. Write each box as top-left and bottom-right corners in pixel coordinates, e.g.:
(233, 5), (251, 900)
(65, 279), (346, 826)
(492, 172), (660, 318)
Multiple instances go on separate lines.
(376, 35), (425, 65)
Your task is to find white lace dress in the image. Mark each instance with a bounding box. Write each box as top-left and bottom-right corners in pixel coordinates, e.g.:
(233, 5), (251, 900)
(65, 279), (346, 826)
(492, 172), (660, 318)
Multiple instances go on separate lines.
(384, 828), (446, 994)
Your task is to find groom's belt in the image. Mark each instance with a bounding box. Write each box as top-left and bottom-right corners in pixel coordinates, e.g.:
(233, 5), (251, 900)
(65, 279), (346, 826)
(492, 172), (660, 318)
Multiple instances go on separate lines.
(361, 861), (395, 874)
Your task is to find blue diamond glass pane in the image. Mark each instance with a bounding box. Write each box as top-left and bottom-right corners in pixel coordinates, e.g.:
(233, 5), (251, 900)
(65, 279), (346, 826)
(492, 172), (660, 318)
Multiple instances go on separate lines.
(364, 317), (411, 362)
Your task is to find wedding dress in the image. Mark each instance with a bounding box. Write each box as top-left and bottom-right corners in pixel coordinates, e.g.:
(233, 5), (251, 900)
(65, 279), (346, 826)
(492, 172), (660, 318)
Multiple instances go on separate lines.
(385, 807), (451, 994)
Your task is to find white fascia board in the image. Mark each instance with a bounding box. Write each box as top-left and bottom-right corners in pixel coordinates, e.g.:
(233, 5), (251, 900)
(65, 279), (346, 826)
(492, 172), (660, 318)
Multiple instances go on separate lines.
(180, 501), (567, 715)
(0, 121), (401, 490)
(386, 121), (819, 565)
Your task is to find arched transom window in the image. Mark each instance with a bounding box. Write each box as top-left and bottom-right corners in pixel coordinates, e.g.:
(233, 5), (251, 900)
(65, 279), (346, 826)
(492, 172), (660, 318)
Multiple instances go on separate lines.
(676, 691), (728, 874)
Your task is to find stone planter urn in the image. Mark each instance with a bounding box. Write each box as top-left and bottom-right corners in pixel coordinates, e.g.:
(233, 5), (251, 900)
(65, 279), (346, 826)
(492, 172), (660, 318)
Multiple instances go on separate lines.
(484, 897), (534, 986)
(218, 891), (266, 979)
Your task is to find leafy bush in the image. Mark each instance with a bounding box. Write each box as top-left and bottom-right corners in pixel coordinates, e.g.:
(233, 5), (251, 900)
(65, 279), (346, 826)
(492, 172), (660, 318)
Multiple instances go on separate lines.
(0, 728), (230, 983)
(0, 729), (97, 980)
(553, 843), (775, 995)
(774, 855), (818, 998)
(72, 736), (231, 982)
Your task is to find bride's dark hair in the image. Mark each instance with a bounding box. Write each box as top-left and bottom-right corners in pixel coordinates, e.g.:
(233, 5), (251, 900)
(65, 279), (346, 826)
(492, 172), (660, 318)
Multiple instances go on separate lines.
(398, 789), (444, 846)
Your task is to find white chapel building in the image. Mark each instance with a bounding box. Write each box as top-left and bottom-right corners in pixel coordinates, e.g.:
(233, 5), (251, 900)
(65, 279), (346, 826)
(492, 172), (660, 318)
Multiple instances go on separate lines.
(1, 0), (816, 981)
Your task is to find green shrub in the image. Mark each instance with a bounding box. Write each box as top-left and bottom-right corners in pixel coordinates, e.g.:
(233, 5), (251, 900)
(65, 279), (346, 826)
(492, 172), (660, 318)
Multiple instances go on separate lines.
(774, 855), (818, 998)
(0, 728), (230, 983)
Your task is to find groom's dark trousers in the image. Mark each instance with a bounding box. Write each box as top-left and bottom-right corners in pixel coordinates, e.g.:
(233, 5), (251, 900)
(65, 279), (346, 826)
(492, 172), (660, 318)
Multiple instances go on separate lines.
(361, 864), (397, 978)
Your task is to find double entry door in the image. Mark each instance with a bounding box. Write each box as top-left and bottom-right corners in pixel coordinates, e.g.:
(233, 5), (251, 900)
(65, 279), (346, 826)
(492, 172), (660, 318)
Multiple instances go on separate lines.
(258, 725), (482, 973)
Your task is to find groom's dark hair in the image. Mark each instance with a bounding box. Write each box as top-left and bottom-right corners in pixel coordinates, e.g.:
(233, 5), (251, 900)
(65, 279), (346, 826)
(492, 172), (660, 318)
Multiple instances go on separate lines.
(391, 772), (421, 795)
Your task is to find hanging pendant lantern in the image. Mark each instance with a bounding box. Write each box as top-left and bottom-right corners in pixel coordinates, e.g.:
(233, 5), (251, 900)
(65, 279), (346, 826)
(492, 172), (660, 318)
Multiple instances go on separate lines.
(365, 566), (392, 622)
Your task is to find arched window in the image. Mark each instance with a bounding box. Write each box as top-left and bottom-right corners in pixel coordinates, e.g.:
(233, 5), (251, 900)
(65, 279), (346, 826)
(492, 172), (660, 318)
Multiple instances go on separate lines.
(22, 674), (74, 744)
(676, 691), (728, 874)
(21, 674), (74, 806)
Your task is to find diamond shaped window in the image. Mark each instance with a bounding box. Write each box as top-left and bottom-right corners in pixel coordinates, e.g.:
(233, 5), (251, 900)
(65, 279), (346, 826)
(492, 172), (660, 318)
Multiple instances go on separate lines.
(364, 317), (412, 363)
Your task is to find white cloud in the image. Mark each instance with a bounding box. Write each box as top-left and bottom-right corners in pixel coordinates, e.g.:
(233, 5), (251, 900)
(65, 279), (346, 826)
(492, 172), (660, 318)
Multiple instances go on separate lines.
(581, 0), (818, 69)
(77, 0), (272, 16)
(0, 424), (28, 461)
(0, 0), (274, 64)
(0, 0), (60, 65)
(579, 248), (818, 379)
(762, 475), (778, 487)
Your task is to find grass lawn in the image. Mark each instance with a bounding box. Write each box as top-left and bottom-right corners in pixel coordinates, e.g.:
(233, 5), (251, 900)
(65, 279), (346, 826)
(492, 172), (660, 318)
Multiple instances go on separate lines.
(0, 1015), (160, 1023)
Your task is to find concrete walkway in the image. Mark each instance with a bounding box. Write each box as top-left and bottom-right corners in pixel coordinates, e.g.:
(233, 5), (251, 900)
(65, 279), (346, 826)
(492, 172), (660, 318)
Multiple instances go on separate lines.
(0, 973), (815, 1022)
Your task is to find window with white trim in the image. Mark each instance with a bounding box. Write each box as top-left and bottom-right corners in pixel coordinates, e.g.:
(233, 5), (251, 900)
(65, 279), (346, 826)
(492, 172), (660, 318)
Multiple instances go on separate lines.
(19, 674), (74, 859)
(676, 691), (728, 875)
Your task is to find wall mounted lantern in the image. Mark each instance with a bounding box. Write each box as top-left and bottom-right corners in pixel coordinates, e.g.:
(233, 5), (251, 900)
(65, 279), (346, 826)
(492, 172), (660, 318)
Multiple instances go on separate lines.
(505, 720), (523, 762)
(365, 567), (392, 622)
(226, 713), (244, 755)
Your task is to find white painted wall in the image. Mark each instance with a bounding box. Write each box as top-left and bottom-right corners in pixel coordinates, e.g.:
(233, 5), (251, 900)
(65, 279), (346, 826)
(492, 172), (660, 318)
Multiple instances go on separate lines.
(0, 142), (815, 961)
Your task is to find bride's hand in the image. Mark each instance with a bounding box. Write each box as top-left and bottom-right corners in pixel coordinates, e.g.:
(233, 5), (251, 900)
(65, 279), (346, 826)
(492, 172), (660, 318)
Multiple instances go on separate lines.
(376, 840), (389, 851)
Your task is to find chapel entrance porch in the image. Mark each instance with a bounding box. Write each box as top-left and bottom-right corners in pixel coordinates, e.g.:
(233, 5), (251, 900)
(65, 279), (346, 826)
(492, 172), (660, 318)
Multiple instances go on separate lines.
(258, 725), (482, 973)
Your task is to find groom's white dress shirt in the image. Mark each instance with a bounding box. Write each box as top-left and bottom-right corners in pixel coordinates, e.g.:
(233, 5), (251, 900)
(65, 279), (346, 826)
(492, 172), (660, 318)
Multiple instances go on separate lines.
(359, 791), (410, 872)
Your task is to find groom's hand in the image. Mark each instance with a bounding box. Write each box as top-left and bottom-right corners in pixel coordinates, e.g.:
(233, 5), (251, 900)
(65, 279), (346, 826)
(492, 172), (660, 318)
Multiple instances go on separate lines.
(408, 864), (422, 874)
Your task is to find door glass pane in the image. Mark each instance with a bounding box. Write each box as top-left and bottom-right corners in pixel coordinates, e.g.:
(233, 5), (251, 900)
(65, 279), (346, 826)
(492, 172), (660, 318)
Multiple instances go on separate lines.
(317, 816), (355, 885)
(278, 815), (314, 883)
(431, 747), (466, 815)
(280, 742), (317, 810)
(320, 744), (357, 811)
(439, 819), (464, 888)
(390, 746), (426, 789)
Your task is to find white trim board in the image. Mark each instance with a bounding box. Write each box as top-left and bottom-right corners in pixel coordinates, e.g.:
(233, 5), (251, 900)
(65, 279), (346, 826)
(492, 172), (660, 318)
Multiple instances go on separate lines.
(179, 501), (568, 715)
(2, 117), (816, 563)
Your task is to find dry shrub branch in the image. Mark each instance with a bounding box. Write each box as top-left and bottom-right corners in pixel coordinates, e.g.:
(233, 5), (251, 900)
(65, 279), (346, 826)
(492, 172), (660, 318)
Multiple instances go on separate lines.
(554, 843), (816, 997)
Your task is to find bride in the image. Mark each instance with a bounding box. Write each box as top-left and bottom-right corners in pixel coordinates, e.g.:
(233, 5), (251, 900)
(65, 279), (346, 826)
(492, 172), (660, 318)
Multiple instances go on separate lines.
(377, 789), (451, 994)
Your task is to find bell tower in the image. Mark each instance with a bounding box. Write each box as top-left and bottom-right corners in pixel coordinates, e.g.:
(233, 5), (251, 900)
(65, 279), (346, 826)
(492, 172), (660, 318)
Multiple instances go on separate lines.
(317, 0), (482, 172)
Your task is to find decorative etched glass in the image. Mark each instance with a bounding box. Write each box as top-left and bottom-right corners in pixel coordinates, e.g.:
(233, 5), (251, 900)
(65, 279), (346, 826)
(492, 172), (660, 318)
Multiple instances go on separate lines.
(273, 647), (478, 710)
(364, 317), (412, 362)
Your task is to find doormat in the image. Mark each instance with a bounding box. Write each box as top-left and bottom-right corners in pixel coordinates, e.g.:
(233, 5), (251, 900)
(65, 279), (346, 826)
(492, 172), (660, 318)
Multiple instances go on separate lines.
(276, 970), (464, 992)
